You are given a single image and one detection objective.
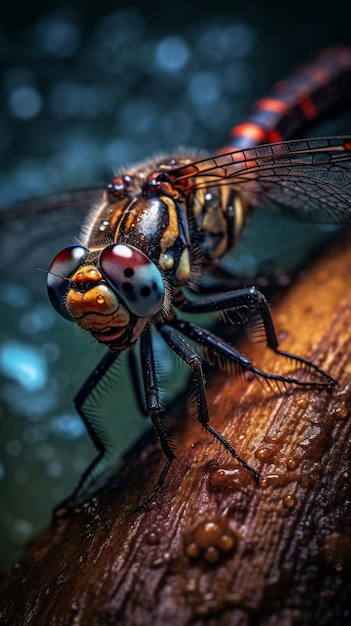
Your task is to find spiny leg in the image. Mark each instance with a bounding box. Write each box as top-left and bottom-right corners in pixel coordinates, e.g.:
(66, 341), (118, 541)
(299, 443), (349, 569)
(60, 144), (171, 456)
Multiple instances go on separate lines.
(181, 286), (336, 388)
(54, 350), (119, 512)
(170, 316), (334, 390)
(73, 350), (120, 495)
(128, 348), (148, 417)
(137, 327), (176, 510)
(158, 322), (259, 482)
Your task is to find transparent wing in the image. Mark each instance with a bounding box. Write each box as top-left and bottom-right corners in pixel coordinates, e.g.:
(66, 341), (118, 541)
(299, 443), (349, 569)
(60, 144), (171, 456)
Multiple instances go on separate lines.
(0, 185), (105, 291)
(172, 137), (351, 223)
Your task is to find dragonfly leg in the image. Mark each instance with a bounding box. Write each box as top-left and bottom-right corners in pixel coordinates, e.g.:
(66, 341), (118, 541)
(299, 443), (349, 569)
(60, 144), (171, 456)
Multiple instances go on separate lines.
(72, 350), (121, 493)
(170, 316), (335, 392)
(182, 286), (336, 388)
(194, 266), (292, 295)
(128, 349), (148, 417)
(63, 350), (120, 507)
(158, 322), (260, 482)
(136, 328), (176, 510)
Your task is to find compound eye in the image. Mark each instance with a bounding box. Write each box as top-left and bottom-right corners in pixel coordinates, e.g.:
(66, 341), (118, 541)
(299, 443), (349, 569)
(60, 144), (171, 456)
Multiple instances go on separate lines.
(99, 243), (165, 317)
(47, 245), (88, 320)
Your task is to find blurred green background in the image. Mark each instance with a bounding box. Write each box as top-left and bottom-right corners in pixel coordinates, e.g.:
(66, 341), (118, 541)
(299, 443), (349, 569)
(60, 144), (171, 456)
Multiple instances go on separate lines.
(1, 0), (351, 572)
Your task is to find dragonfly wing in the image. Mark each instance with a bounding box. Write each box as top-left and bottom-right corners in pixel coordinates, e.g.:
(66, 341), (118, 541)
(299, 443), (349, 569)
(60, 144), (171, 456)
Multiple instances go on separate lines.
(0, 187), (104, 293)
(247, 139), (351, 222)
(174, 137), (351, 224)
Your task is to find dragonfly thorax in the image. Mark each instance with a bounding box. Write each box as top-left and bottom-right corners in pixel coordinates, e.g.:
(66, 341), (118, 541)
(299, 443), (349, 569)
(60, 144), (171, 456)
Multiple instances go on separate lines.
(83, 175), (194, 288)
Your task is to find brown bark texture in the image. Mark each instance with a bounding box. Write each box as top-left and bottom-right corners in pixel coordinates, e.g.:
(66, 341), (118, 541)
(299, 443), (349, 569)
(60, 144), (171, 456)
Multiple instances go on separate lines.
(0, 233), (351, 626)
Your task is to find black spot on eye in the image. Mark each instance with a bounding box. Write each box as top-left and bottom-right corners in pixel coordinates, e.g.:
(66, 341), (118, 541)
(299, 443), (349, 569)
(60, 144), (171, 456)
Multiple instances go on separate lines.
(152, 282), (157, 291)
(140, 286), (151, 297)
(124, 268), (134, 278)
(122, 282), (134, 293)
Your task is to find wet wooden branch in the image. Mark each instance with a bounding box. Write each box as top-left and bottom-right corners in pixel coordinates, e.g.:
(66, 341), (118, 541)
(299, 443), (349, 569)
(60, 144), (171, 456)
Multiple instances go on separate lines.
(1, 233), (351, 626)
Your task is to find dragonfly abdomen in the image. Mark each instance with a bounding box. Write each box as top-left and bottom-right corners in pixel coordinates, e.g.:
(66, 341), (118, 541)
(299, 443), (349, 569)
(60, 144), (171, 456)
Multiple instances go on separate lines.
(220, 46), (351, 153)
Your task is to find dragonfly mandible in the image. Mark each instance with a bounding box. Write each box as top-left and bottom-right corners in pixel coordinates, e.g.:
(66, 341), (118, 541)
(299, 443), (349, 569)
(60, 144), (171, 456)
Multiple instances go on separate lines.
(1, 45), (351, 509)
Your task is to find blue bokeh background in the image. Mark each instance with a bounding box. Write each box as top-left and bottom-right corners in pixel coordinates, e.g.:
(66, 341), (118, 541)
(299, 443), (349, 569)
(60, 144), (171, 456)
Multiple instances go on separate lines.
(1, 0), (351, 571)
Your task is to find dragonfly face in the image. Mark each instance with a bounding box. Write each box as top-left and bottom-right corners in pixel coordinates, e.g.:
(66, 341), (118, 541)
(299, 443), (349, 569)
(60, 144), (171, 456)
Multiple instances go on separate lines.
(45, 154), (203, 351)
(47, 242), (164, 350)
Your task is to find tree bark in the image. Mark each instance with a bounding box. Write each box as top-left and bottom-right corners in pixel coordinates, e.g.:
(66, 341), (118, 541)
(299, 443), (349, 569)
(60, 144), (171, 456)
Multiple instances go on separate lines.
(0, 233), (351, 626)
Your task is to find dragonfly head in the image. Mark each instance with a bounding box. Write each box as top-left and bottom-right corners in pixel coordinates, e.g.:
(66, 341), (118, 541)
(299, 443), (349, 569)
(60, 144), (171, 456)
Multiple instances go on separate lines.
(47, 243), (166, 350)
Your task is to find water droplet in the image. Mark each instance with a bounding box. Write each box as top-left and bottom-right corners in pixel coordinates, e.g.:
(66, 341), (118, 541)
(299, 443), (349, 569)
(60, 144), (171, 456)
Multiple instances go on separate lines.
(145, 531), (159, 545)
(218, 533), (235, 551)
(89, 268), (100, 278)
(296, 397), (309, 409)
(147, 500), (158, 510)
(333, 405), (348, 419)
(255, 447), (272, 463)
(96, 295), (105, 304)
(185, 516), (238, 563)
(284, 494), (296, 509)
(208, 465), (255, 493)
(204, 546), (219, 563)
(186, 542), (200, 558)
(287, 458), (298, 471)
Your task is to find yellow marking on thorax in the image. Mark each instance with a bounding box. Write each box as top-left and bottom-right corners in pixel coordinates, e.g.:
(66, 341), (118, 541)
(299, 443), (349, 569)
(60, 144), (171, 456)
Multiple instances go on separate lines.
(160, 196), (179, 251)
(234, 194), (246, 238)
(192, 186), (206, 223)
(159, 196), (180, 271)
(176, 248), (190, 283)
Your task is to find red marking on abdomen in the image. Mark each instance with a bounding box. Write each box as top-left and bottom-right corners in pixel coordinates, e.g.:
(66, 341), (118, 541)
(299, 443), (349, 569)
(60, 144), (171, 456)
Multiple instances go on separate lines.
(230, 122), (267, 143)
(255, 98), (290, 114)
(267, 128), (284, 143)
(298, 92), (318, 119)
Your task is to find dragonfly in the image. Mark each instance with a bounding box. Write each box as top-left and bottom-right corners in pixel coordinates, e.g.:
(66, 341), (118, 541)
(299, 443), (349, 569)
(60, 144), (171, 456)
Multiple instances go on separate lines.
(1, 46), (351, 509)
